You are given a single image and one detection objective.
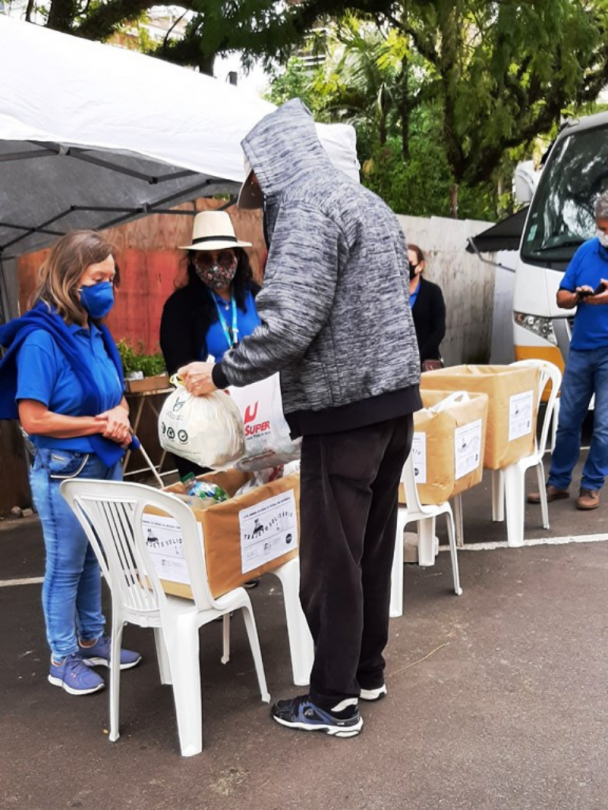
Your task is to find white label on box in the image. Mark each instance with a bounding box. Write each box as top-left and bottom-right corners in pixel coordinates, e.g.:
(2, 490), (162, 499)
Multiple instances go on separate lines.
(509, 389), (534, 441)
(239, 490), (298, 575)
(140, 513), (200, 585)
(412, 432), (427, 484)
(454, 419), (483, 479)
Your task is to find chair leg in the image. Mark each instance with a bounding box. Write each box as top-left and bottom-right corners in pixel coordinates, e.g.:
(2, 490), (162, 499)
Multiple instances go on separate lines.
(389, 508), (408, 618)
(452, 493), (464, 548)
(536, 461), (550, 530)
(221, 614), (231, 665)
(271, 560), (314, 686)
(108, 618), (124, 743)
(240, 603), (271, 704)
(166, 613), (203, 757)
(417, 517), (436, 567)
(153, 628), (172, 685)
(492, 469), (505, 522)
(445, 510), (463, 596)
(504, 463), (525, 548)
(551, 399), (560, 453)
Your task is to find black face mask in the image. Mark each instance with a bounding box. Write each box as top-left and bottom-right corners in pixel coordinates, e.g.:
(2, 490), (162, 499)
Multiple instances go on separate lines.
(409, 262), (418, 280)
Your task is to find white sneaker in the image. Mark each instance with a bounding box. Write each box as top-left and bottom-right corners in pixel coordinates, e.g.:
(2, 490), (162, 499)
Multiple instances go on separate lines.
(359, 684), (387, 701)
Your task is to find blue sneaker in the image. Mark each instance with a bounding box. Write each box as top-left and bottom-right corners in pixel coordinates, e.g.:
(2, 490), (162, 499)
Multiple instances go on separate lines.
(271, 694), (363, 737)
(77, 636), (142, 670)
(48, 653), (105, 695)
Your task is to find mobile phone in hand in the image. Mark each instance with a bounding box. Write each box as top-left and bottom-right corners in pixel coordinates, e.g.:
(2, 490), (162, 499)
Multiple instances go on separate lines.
(578, 288), (593, 298)
(593, 282), (606, 295)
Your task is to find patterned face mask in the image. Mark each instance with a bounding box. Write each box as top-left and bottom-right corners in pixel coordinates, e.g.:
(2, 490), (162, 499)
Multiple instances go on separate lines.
(194, 253), (238, 290)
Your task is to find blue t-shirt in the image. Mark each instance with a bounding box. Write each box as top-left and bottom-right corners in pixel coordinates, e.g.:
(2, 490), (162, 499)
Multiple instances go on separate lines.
(409, 279), (420, 309)
(202, 289), (261, 361)
(16, 322), (124, 452)
(559, 237), (608, 350)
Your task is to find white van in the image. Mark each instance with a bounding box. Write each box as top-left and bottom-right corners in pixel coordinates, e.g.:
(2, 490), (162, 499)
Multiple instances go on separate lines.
(512, 112), (608, 370)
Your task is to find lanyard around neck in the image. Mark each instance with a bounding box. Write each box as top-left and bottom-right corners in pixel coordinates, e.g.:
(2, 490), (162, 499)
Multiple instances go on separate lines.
(213, 293), (239, 350)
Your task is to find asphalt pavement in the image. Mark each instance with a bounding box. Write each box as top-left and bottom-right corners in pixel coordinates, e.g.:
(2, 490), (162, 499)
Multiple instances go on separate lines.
(1, 450), (608, 810)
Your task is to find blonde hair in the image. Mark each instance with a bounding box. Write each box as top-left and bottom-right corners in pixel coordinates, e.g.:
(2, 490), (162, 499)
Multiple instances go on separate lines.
(29, 231), (114, 325)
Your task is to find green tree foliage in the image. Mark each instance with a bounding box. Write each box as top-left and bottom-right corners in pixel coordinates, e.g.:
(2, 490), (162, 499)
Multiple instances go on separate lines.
(14, 0), (608, 217)
(17, 0), (298, 75)
(288, 0), (608, 213)
(268, 19), (497, 218)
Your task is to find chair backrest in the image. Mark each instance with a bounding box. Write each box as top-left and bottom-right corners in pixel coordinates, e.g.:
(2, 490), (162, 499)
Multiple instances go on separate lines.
(510, 359), (562, 456)
(400, 451), (424, 513)
(60, 479), (215, 616)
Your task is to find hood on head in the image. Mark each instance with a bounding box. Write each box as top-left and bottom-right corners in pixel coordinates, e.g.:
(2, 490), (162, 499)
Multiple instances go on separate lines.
(240, 99), (333, 201)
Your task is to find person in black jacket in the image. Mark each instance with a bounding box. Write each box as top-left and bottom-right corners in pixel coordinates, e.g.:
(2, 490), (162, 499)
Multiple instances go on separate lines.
(408, 244), (446, 367)
(160, 210), (260, 477)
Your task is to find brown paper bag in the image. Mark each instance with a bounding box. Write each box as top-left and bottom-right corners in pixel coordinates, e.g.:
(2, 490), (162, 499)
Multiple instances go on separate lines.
(420, 365), (539, 470)
(399, 390), (489, 506)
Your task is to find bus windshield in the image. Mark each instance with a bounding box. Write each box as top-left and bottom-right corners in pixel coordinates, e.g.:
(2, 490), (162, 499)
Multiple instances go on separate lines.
(522, 123), (608, 267)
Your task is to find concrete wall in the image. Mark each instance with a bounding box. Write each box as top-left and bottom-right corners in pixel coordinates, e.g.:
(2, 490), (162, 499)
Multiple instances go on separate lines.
(489, 251), (517, 365)
(397, 215), (497, 366)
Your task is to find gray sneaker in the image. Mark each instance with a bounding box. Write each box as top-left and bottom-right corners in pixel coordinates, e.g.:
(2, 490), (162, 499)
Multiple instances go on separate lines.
(48, 653), (105, 695)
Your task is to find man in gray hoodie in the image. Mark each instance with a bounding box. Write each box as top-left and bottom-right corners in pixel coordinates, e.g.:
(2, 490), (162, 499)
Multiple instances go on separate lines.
(179, 99), (421, 737)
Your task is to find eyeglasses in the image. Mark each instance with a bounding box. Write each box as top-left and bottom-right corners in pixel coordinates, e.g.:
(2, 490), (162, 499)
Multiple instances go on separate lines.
(194, 250), (237, 268)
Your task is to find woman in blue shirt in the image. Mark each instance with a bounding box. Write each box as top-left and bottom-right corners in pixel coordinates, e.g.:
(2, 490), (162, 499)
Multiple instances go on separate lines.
(0, 230), (141, 696)
(160, 211), (261, 477)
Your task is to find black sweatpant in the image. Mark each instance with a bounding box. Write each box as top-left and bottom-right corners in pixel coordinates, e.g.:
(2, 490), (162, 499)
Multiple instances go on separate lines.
(298, 414), (414, 710)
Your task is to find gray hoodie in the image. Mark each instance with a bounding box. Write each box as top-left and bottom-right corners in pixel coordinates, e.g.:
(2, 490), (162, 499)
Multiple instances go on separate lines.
(216, 99), (421, 430)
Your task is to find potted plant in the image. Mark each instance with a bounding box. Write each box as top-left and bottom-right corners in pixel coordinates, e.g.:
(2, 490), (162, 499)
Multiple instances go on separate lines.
(116, 340), (169, 394)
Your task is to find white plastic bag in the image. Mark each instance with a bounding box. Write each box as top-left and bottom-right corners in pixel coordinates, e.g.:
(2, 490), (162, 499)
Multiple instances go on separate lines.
(429, 391), (470, 413)
(228, 374), (301, 471)
(158, 378), (245, 469)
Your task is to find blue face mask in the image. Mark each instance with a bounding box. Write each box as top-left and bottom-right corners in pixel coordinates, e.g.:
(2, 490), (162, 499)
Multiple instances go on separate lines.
(79, 281), (114, 319)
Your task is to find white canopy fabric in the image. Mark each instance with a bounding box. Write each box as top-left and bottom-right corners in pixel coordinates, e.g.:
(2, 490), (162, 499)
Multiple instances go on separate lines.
(0, 16), (359, 260)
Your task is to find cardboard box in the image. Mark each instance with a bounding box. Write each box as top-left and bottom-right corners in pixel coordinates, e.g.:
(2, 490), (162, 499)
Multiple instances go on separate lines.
(143, 470), (300, 599)
(420, 365), (539, 470)
(399, 389), (489, 506)
(126, 374), (170, 394)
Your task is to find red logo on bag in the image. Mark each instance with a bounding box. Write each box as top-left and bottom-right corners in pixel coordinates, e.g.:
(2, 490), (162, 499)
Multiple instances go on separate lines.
(244, 402), (259, 424)
(245, 421), (270, 437)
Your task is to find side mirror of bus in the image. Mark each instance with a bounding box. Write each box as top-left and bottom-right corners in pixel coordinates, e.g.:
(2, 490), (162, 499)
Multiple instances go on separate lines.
(513, 161), (540, 204)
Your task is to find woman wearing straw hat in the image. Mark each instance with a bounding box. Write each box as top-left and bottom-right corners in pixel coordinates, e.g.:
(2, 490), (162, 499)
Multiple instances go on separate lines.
(160, 210), (260, 476)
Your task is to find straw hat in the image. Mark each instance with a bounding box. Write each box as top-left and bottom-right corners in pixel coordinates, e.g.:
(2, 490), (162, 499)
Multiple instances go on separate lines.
(180, 211), (252, 251)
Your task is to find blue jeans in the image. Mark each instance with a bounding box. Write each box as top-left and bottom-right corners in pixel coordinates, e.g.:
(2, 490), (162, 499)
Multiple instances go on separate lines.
(549, 347), (608, 491)
(30, 448), (122, 660)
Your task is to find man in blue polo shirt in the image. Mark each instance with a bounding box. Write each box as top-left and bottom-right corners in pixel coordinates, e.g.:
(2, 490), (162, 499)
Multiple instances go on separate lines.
(530, 191), (608, 510)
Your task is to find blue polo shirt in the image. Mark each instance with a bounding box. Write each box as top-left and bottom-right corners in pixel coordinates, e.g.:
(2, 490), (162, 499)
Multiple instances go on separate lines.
(409, 279), (420, 308)
(203, 289), (261, 361)
(559, 237), (608, 350)
(16, 322), (124, 452)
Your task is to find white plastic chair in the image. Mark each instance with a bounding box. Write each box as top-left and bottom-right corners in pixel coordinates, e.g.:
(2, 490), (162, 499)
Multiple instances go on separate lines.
(220, 558), (314, 687)
(60, 479), (270, 757)
(492, 360), (562, 547)
(267, 559), (314, 686)
(390, 453), (463, 618)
